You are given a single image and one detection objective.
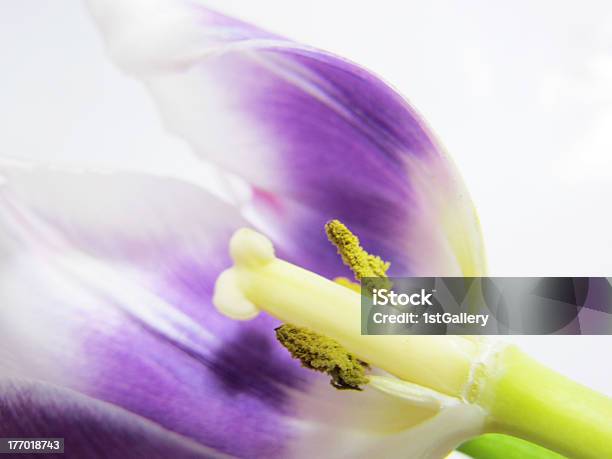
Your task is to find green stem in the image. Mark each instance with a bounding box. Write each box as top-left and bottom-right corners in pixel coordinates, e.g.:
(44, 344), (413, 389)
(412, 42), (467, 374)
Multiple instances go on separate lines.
(459, 434), (565, 459)
(476, 346), (612, 459)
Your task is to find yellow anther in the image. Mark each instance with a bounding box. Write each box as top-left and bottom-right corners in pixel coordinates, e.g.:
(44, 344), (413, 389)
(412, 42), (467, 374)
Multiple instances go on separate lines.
(275, 324), (369, 390)
(326, 219), (391, 291)
(325, 220), (390, 280)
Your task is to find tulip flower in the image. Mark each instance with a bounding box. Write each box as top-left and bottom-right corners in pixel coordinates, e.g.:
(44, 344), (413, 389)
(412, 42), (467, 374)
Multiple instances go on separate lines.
(0, 1), (610, 458)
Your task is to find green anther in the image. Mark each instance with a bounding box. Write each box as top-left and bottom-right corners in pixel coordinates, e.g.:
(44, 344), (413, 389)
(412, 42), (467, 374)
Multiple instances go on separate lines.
(325, 219), (391, 291)
(275, 324), (369, 390)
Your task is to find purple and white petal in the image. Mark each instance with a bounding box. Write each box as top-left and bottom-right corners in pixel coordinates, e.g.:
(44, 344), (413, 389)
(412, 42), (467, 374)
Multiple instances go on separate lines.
(87, 0), (486, 278)
(0, 377), (224, 459)
(0, 163), (306, 457)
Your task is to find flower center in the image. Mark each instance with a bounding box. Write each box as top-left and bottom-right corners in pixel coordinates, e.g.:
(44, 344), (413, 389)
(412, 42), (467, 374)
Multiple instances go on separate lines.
(213, 225), (483, 397)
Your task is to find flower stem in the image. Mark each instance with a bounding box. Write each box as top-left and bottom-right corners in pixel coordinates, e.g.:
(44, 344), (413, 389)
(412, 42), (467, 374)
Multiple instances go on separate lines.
(458, 434), (564, 459)
(475, 346), (612, 459)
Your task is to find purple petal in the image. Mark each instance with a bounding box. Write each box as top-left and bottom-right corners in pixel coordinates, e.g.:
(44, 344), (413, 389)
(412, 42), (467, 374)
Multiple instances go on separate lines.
(87, 1), (486, 278)
(0, 377), (224, 459)
(0, 165), (307, 457)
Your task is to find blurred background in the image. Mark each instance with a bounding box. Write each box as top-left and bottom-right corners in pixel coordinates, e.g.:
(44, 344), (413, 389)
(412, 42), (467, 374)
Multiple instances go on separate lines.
(1, 0), (610, 397)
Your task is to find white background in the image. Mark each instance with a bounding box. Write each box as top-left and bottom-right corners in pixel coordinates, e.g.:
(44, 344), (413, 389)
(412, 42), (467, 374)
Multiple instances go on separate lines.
(1, 0), (610, 398)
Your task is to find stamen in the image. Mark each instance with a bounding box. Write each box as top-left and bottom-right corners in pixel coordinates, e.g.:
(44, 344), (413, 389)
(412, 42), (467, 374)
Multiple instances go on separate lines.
(275, 324), (369, 390)
(325, 220), (391, 291)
